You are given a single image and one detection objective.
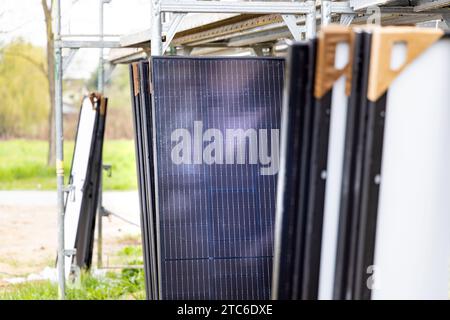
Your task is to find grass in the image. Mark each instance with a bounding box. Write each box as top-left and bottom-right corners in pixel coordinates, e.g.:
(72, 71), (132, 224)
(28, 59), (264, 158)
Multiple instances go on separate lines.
(0, 139), (137, 190)
(0, 245), (145, 300)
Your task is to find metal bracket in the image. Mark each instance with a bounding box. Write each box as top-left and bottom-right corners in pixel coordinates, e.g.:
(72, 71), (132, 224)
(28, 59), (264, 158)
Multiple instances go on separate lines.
(63, 184), (75, 202)
(331, 1), (355, 14)
(70, 264), (81, 283)
(253, 46), (273, 57)
(63, 184), (74, 193)
(340, 13), (356, 26)
(177, 46), (193, 55)
(442, 13), (450, 28)
(56, 40), (122, 48)
(62, 48), (78, 72)
(253, 46), (264, 57)
(163, 13), (187, 54)
(64, 249), (77, 257)
(282, 15), (303, 41)
(103, 164), (112, 177)
(100, 206), (113, 217)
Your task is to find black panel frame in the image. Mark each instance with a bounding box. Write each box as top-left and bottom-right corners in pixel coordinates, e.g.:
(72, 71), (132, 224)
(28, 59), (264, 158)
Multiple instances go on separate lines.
(75, 97), (108, 269)
(272, 43), (312, 300)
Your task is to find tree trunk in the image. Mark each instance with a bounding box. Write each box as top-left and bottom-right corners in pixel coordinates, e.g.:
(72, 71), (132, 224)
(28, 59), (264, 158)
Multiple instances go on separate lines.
(42, 0), (56, 166)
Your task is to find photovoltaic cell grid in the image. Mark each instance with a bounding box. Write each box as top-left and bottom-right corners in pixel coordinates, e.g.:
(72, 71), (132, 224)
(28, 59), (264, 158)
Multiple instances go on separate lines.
(151, 57), (284, 299)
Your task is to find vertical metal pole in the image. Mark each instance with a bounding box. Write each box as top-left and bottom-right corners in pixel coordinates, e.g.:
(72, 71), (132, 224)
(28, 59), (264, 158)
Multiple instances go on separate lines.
(98, 1), (104, 94)
(55, 0), (65, 300)
(305, 0), (317, 39)
(97, 173), (103, 268)
(151, 0), (162, 55)
(321, 0), (332, 26)
(97, 0), (105, 269)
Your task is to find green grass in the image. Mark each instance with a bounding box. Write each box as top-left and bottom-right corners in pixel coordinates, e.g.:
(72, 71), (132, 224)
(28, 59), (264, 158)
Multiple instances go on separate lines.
(0, 245), (145, 300)
(0, 139), (137, 190)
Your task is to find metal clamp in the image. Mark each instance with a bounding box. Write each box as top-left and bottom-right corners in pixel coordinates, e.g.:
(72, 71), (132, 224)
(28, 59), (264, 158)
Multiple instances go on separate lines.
(63, 184), (75, 202)
(63, 249), (77, 257)
(102, 164), (112, 177)
(100, 206), (112, 218)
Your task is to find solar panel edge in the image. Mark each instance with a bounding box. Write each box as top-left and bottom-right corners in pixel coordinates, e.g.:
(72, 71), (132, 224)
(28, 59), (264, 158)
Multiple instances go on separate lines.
(271, 43), (310, 300)
(75, 95), (108, 269)
(301, 88), (332, 300)
(138, 60), (160, 299)
(73, 99), (101, 268)
(64, 96), (100, 278)
(354, 92), (386, 300)
(289, 40), (317, 300)
(149, 57), (165, 300)
(332, 31), (366, 300)
(150, 55), (284, 62)
(344, 31), (373, 300)
(129, 63), (154, 299)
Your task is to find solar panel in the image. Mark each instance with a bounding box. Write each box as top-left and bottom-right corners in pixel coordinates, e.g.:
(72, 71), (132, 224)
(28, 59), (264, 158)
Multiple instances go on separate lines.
(149, 56), (284, 300)
(332, 30), (373, 300)
(273, 27), (352, 300)
(129, 62), (159, 300)
(74, 95), (108, 269)
(333, 27), (450, 300)
(316, 26), (354, 300)
(271, 42), (316, 300)
(364, 29), (450, 300)
(352, 30), (383, 300)
(63, 93), (107, 278)
(273, 26), (450, 301)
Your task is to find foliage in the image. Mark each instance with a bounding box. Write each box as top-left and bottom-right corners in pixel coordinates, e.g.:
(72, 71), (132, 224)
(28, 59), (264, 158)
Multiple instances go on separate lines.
(105, 65), (133, 110)
(0, 139), (137, 190)
(0, 40), (133, 139)
(0, 245), (145, 300)
(0, 281), (58, 300)
(0, 40), (49, 138)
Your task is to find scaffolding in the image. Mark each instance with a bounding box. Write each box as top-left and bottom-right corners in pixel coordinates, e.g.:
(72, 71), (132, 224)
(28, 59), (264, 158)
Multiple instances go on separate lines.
(53, 0), (450, 300)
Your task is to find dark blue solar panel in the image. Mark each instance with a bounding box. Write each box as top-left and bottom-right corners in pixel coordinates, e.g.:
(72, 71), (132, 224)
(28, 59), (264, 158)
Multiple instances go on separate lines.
(151, 57), (284, 299)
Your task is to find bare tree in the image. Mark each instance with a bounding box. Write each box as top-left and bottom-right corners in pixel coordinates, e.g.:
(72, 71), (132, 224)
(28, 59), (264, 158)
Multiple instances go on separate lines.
(41, 0), (56, 166)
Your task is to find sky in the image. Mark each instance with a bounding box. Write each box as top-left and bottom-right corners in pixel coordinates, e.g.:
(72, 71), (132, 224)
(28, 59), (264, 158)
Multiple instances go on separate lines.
(0, 0), (152, 78)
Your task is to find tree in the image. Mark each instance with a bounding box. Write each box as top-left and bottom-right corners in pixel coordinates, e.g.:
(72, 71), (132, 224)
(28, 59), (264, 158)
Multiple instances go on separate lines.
(41, 0), (56, 166)
(0, 41), (49, 138)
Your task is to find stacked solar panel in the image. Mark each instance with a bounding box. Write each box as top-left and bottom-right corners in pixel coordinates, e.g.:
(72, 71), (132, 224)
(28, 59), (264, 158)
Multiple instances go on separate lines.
(130, 26), (450, 300)
(63, 93), (108, 279)
(130, 57), (284, 300)
(273, 26), (450, 300)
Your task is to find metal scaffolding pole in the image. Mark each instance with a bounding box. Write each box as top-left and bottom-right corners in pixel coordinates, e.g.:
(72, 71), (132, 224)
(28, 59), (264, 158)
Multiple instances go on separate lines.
(98, 1), (105, 94)
(54, 0), (65, 300)
(306, 0), (317, 39)
(97, 0), (109, 270)
(151, 0), (162, 55)
(322, 0), (332, 26)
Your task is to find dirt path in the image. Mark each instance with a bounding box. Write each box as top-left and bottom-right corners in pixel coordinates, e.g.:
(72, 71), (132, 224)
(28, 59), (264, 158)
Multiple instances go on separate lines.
(0, 191), (141, 281)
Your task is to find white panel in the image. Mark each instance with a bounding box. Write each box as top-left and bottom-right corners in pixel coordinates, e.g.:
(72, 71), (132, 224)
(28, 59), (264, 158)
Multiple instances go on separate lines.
(63, 97), (97, 278)
(372, 39), (450, 299)
(318, 43), (350, 299)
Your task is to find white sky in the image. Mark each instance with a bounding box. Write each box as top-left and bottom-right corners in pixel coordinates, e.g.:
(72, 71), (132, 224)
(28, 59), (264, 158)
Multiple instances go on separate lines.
(0, 0), (152, 78)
